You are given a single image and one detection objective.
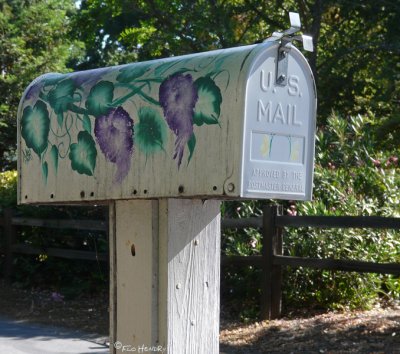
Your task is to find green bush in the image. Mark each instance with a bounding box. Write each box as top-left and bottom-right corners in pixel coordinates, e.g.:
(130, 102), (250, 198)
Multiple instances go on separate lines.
(221, 113), (400, 318)
(283, 113), (400, 310)
(0, 170), (17, 210)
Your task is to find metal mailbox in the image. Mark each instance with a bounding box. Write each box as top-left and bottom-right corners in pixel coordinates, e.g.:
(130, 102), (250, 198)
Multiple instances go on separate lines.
(17, 19), (316, 204)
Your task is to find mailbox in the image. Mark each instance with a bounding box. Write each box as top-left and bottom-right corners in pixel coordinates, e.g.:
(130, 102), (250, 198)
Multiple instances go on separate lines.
(17, 25), (316, 204)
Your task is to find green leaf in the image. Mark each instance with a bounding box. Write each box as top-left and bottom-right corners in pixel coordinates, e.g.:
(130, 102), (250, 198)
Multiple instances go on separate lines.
(42, 161), (48, 184)
(48, 79), (77, 125)
(85, 81), (114, 117)
(82, 114), (92, 133)
(20, 100), (50, 157)
(116, 63), (151, 83)
(69, 131), (97, 176)
(187, 133), (196, 163)
(136, 107), (167, 154)
(193, 77), (222, 126)
(50, 145), (59, 174)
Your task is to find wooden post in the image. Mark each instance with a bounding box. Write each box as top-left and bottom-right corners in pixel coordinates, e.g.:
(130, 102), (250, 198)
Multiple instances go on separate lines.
(110, 199), (221, 354)
(4, 208), (16, 282)
(261, 205), (283, 320)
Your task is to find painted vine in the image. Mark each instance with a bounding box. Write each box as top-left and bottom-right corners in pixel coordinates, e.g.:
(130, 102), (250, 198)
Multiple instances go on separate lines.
(20, 55), (229, 184)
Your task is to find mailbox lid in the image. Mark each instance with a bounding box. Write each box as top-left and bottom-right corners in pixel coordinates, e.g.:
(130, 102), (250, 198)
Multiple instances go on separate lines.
(17, 43), (273, 204)
(241, 44), (317, 200)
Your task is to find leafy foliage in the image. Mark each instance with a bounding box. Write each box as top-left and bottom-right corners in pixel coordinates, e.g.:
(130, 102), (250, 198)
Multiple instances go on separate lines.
(0, 0), (84, 170)
(283, 113), (400, 310)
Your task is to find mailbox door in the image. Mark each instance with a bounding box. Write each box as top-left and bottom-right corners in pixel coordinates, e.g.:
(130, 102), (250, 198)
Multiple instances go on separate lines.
(241, 43), (317, 200)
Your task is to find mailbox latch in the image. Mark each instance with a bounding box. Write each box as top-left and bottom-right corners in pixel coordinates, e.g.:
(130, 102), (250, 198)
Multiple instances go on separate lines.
(266, 12), (313, 87)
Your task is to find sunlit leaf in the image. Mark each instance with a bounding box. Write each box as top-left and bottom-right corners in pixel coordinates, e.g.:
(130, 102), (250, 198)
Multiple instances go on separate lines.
(48, 79), (77, 126)
(136, 107), (167, 154)
(20, 100), (50, 157)
(69, 131), (97, 176)
(193, 77), (222, 126)
(85, 81), (114, 117)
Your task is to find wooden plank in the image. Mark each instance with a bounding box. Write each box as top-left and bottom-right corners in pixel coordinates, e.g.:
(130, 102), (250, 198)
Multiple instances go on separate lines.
(11, 217), (108, 231)
(221, 217), (262, 230)
(11, 244), (108, 261)
(109, 202), (117, 354)
(113, 200), (159, 349)
(271, 208), (283, 320)
(276, 215), (400, 229)
(158, 199), (221, 354)
(273, 255), (400, 275)
(260, 205), (276, 320)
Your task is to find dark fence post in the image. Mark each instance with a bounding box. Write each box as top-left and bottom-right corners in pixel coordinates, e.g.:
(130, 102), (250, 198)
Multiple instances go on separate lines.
(261, 205), (283, 320)
(4, 208), (16, 282)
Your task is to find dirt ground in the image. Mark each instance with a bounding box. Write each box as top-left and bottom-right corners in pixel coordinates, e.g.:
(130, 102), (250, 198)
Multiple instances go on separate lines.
(0, 280), (399, 353)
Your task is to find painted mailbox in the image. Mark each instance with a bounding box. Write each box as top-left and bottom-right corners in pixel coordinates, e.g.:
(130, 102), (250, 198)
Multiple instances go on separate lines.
(17, 33), (316, 204)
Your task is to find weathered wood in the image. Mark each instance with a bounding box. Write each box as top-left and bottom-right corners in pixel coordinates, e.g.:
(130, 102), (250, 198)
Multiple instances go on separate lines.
(110, 199), (220, 354)
(109, 202), (117, 354)
(271, 208), (283, 320)
(276, 215), (400, 229)
(112, 200), (159, 351)
(273, 255), (400, 275)
(158, 199), (221, 354)
(261, 205), (277, 320)
(11, 217), (107, 231)
(10, 244), (107, 261)
(4, 209), (16, 281)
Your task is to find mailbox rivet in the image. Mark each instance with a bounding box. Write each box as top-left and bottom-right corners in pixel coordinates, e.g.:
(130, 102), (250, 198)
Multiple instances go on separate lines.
(278, 74), (286, 82)
(176, 283), (181, 289)
(227, 183), (235, 192)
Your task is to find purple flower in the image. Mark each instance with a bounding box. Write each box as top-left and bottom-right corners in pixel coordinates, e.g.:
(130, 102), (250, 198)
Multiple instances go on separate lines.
(159, 73), (198, 167)
(94, 107), (134, 183)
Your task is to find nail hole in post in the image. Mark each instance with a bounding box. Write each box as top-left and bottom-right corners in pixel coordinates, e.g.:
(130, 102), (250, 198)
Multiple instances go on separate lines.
(213, 186), (217, 191)
(131, 244), (136, 256)
(80, 191), (85, 198)
(178, 185), (184, 193)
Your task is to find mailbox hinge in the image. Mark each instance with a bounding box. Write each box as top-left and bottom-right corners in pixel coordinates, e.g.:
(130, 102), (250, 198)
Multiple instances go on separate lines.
(276, 42), (292, 86)
(265, 12), (313, 87)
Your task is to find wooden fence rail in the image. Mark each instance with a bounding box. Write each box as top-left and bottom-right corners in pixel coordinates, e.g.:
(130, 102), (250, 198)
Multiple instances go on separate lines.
(1, 206), (400, 321)
(222, 205), (400, 320)
(0, 209), (108, 281)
